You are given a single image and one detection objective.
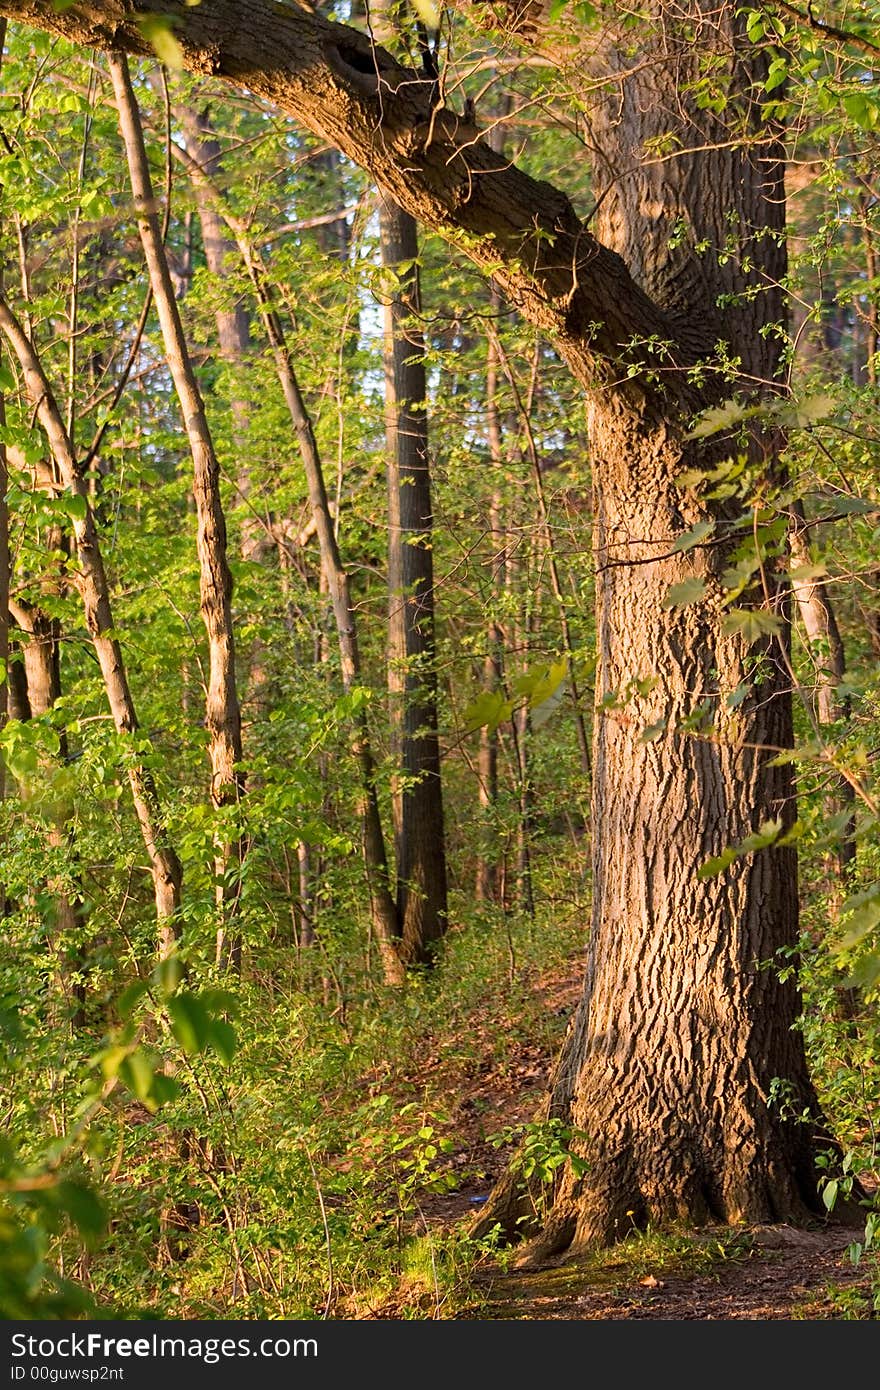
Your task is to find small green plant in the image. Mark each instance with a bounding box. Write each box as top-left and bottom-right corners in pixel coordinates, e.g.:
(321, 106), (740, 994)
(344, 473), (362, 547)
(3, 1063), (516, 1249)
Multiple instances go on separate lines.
(487, 1117), (589, 1224)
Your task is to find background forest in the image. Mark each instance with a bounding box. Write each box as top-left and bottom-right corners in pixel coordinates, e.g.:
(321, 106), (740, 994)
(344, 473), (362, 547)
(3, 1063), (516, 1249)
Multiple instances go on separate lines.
(1, 0), (880, 1320)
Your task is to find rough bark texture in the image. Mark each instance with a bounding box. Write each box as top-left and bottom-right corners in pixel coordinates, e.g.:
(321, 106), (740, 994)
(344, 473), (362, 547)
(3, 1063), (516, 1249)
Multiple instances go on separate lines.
(379, 195), (448, 963)
(0, 0), (831, 1244)
(109, 53), (245, 964)
(474, 8), (828, 1253)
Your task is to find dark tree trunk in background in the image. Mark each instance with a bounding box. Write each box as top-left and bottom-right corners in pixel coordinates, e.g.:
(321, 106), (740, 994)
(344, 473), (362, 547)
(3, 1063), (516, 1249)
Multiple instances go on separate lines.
(379, 195), (448, 962)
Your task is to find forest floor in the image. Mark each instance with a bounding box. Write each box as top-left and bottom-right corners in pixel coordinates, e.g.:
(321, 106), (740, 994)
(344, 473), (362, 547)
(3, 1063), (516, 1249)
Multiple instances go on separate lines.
(386, 944), (880, 1321)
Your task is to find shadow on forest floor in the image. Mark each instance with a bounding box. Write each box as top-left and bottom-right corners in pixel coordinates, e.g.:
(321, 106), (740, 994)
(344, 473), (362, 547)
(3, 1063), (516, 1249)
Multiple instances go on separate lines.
(462, 1223), (877, 1319)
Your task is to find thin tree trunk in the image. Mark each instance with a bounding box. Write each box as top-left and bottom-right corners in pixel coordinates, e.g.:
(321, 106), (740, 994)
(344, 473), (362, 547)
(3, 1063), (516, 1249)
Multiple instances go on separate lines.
(9, 597), (87, 1026)
(475, 292), (504, 904)
(109, 53), (245, 969)
(164, 139), (405, 983)
(510, 535), (535, 921)
(489, 329), (592, 780)
(378, 195), (448, 963)
(0, 296), (183, 952)
(790, 501), (856, 879)
(266, 333), (405, 985)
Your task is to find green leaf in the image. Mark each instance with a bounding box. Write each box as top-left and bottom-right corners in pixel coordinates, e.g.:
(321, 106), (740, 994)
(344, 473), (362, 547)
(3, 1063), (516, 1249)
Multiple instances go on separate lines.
(822, 1178), (839, 1212)
(684, 399), (759, 440)
(639, 719), (667, 744)
(671, 519), (715, 553)
(118, 1049), (157, 1105)
(137, 15), (184, 68)
(698, 818), (783, 878)
(842, 953), (880, 991)
(789, 563), (827, 582)
(63, 493), (88, 522)
(54, 1181), (106, 1242)
(788, 393), (836, 426)
(722, 607), (782, 642)
(117, 979), (149, 1020)
(463, 689), (513, 735)
(208, 1019), (237, 1065)
(526, 659), (568, 715)
(662, 577), (707, 609)
(835, 887), (880, 949)
(167, 993), (212, 1055)
(151, 1073), (181, 1105)
(153, 954), (184, 996)
(746, 10), (765, 41)
(0, 362), (15, 392)
(698, 847), (738, 879)
(764, 58), (788, 93)
(725, 682), (751, 709)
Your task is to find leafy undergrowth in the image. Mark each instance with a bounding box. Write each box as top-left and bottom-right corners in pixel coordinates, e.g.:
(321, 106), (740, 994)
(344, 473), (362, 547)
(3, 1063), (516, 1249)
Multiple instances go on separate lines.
(7, 884), (880, 1320)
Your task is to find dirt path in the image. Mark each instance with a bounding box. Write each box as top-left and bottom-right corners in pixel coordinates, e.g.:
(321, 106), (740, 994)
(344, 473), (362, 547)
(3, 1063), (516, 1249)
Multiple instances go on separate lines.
(395, 950), (878, 1321)
(469, 1224), (877, 1320)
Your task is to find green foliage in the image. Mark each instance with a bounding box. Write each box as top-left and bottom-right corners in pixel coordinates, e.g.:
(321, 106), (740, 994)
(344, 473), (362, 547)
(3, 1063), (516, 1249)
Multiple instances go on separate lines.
(2, 0), (880, 1325)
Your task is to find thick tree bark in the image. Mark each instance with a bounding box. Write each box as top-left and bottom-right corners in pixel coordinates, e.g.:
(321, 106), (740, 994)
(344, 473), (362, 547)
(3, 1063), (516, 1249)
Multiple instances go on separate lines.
(379, 196), (448, 962)
(0, 0), (831, 1244)
(0, 297), (183, 951)
(109, 53), (245, 967)
(475, 9), (828, 1253)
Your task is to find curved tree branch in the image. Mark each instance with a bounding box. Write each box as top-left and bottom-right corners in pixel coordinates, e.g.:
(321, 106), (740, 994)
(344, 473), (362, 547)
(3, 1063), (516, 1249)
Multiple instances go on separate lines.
(0, 0), (701, 409)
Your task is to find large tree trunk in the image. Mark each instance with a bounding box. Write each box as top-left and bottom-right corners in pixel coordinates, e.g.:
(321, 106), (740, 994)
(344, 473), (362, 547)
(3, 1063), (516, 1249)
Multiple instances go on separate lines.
(0, 0), (830, 1247)
(475, 8), (827, 1255)
(535, 424), (819, 1254)
(379, 196), (448, 962)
